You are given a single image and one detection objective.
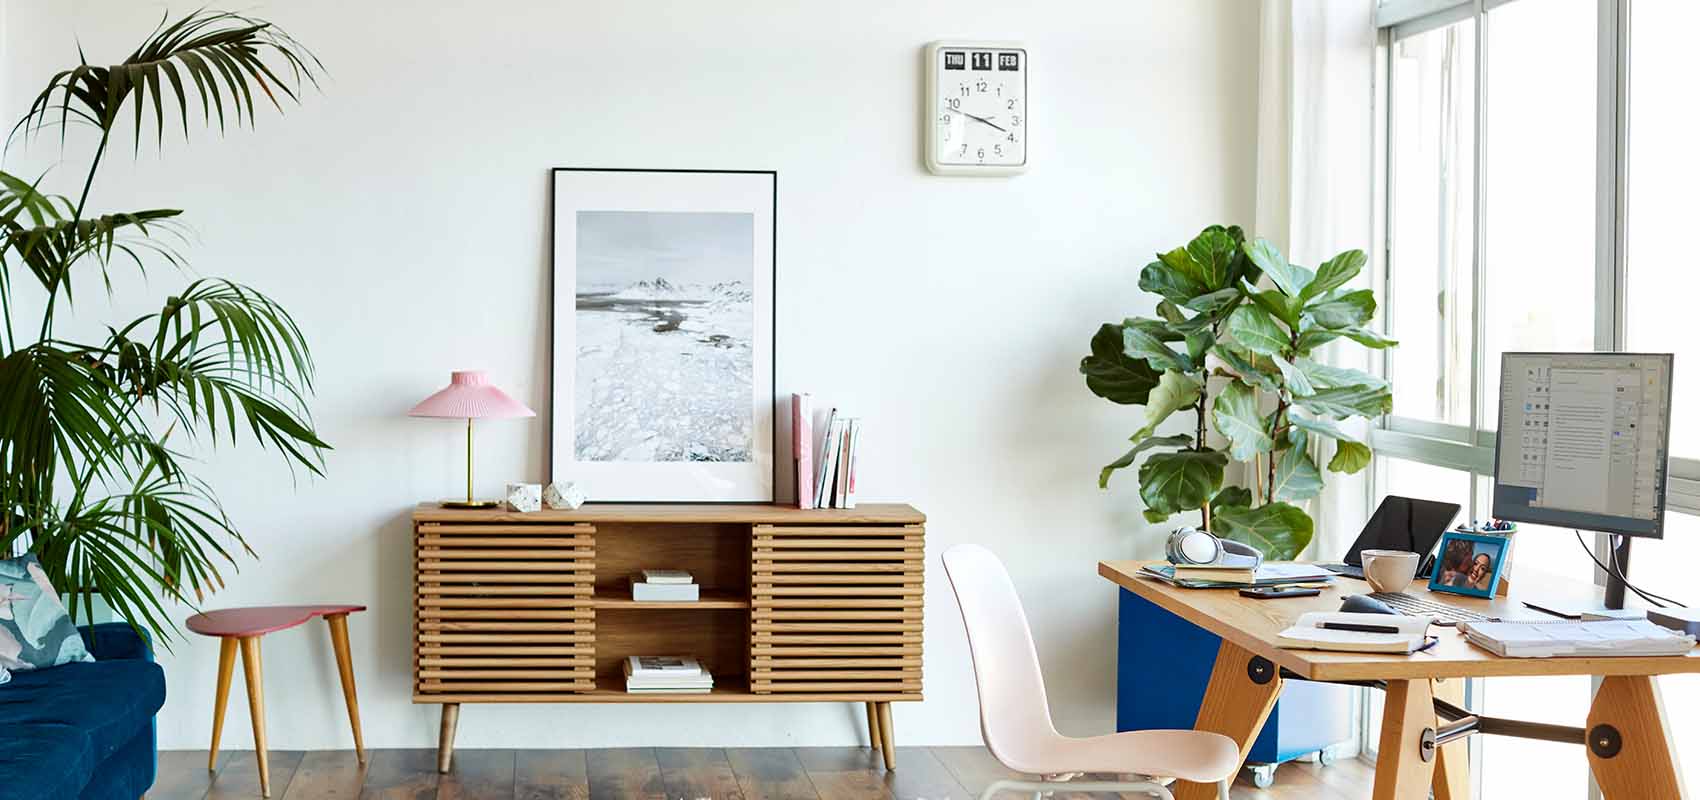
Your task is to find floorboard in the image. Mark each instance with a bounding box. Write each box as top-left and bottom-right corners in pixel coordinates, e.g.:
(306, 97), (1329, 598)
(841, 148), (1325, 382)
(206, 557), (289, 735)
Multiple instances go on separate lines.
(152, 746), (1374, 800)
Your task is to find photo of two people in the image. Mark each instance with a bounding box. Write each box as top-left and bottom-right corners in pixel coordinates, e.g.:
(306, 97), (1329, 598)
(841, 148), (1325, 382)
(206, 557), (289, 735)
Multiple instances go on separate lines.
(1436, 535), (1506, 593)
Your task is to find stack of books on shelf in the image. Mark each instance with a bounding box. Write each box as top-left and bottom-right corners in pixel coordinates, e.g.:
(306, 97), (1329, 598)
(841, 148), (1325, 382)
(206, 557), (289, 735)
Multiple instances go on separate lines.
(792, 393), (861, 509)
(624, 655), (714, 694)
(631, 569), (698, 602)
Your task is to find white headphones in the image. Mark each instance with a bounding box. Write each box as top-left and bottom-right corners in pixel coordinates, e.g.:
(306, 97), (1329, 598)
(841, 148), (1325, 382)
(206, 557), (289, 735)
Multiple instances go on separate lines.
(1165, 527), (1264, 570)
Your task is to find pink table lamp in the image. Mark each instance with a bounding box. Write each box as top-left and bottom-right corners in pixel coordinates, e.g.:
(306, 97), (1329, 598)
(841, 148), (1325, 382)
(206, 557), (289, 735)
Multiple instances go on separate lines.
(409, 370), (535, 508)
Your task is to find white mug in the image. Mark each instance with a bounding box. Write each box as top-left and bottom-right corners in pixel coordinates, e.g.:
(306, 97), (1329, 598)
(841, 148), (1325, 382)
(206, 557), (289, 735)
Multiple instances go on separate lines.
(1361, 549), (1420, 593)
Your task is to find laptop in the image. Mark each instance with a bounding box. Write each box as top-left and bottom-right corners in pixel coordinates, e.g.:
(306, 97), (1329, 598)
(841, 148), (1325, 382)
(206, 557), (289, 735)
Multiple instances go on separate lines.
(1316, 495), (1462, 580)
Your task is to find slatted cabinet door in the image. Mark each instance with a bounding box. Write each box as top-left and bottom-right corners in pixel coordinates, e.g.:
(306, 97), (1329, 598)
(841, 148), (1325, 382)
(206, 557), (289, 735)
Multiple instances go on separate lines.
(749, 525), (923, 697)
(414, 523), (597, 697)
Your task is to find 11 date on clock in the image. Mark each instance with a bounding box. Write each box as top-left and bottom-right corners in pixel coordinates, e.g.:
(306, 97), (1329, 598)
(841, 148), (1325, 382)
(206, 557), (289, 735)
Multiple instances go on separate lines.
(925, 41), (1027, 176)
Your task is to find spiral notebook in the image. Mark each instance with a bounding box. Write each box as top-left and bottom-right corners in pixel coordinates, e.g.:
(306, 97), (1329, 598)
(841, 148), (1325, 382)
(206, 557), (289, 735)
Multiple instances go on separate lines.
(1456, 619), (1696, 658)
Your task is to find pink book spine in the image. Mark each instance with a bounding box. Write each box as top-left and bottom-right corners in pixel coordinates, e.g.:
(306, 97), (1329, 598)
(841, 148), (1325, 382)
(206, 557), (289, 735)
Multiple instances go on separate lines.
(793, 393), (814, 509)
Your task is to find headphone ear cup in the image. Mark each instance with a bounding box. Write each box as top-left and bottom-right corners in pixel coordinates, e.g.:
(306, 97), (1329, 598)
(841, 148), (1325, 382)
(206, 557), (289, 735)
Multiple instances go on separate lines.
(1176, 530), (1221, 564)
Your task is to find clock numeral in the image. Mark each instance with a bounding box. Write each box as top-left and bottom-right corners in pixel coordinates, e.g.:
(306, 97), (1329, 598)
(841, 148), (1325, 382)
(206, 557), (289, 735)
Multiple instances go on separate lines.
(959, 85), (971, 97)
(1011, 114), (1022, 127)
(1006, 132), (1017, 143)
(959, 143), (968, 157)
(975, 80), (988, 93)
(947, 98), (961, 110)
(977, 147), (985, 162)
(994, 144), (1004, 157)
(939, 113), (952, 124)
(1007, 99), (1016, 111)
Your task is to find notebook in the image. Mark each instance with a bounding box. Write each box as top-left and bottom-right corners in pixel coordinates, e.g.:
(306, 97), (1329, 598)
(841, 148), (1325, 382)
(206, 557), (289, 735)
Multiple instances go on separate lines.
(1140, 563), (1335, 589)
(1278, 612), (1435, 654)
(1456, 619), (1697, 658)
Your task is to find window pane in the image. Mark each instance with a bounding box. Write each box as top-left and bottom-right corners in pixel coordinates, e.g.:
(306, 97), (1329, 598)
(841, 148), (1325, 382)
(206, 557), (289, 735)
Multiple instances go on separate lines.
(1388, 19), (1476, 425)
(1624, 0), (1700, 457)
(1627, 512), (1700, 791)
(1375, 457), (1473, 527)
(1480, 0), (1597, 423)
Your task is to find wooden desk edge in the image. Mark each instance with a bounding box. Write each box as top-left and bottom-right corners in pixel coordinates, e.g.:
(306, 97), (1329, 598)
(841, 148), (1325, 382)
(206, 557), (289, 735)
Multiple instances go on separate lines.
(412, 502), (926, 525)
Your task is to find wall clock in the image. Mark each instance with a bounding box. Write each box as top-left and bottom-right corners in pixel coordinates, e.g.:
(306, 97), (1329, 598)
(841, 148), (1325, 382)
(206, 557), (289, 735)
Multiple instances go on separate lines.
(924, 40), (1027, 176)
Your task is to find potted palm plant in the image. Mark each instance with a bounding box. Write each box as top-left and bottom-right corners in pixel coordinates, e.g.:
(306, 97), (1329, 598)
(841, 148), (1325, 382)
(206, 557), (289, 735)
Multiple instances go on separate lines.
(0, 11), (327, 642)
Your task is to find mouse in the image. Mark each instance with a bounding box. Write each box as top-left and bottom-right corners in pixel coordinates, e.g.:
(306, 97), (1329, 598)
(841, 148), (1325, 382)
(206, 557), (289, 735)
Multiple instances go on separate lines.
(1340, 594), (1399, 615)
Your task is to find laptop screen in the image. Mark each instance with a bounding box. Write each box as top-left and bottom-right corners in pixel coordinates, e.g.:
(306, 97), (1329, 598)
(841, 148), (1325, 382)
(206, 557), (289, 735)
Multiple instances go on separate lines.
(1344, 496), (1463, 566)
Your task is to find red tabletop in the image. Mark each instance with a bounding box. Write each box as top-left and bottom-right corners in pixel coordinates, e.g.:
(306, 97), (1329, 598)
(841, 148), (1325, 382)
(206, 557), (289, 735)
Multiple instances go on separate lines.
(186, 604), (366, 637)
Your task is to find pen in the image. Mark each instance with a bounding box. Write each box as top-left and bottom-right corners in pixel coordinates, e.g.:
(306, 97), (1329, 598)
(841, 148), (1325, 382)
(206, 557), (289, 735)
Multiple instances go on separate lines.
(1319, 622), (1402, 634)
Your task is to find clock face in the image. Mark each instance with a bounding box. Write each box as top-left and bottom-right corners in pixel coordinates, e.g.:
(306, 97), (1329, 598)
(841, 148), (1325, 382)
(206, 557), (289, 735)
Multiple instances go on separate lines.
(932, 46), (1026, 170)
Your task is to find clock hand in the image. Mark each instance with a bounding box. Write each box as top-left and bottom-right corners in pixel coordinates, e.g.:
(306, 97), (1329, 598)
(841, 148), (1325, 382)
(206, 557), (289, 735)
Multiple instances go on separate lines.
(948, 107), (1008, 133)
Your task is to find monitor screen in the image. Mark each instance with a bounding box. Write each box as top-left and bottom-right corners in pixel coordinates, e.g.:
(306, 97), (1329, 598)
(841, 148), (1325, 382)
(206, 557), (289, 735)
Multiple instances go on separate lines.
(1492, 352), (1673, 538)
(1344, 496), (1462, 566)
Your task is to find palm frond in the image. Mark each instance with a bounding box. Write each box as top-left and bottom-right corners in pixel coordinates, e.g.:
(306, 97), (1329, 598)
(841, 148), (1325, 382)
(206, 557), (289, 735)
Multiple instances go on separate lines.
(2, 207), (186, 302)
(15, 10), (323, 150)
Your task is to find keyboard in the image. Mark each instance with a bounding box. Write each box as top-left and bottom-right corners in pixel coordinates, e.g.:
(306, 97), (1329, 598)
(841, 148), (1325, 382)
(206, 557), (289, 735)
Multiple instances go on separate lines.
(1369, 592), (1496, 626)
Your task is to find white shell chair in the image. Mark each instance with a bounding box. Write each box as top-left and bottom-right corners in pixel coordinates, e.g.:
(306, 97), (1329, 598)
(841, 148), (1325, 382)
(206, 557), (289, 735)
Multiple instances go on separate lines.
(942, 544), (1240, 800)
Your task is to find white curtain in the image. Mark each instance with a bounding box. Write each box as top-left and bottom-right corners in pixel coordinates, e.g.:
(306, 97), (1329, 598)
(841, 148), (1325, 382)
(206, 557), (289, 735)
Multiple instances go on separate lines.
(1255, 0), (1379, 559)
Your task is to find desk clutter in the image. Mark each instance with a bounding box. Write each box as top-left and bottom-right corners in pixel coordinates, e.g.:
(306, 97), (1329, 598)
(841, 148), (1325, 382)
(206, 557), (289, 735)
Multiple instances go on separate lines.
(1138, 562), (1334, 589)
(630, 568), (698, 602)
(1277, 611), (1435, 654)
(1458, 619), (1697, 658)
(623, 656), (714, 694)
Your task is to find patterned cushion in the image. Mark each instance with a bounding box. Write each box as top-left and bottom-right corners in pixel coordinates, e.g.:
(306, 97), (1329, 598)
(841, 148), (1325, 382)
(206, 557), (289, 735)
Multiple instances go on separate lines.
(0, 555), (93, 672)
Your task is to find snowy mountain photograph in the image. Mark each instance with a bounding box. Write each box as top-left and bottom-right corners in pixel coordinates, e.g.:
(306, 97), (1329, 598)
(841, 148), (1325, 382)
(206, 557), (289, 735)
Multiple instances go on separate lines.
(573, 209), (756, 463)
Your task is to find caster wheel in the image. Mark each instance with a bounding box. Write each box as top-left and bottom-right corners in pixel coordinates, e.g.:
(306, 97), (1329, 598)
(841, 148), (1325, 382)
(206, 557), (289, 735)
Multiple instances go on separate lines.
(1317, 748), (1337, 767)
(1250, 764), (1276, 789)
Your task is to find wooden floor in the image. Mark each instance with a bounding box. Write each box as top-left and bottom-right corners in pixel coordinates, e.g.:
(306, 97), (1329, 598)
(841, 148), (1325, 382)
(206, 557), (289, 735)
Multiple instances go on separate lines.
(150, 747), (1375, 800)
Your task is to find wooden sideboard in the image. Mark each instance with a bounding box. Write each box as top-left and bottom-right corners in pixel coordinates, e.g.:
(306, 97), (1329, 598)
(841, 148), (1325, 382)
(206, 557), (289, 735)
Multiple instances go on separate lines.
(411, 502), (926, 772)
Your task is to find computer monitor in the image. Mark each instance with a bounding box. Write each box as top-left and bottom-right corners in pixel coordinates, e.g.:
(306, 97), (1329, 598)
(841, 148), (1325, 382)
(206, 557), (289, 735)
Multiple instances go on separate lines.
(1492, 352), (1673, 607)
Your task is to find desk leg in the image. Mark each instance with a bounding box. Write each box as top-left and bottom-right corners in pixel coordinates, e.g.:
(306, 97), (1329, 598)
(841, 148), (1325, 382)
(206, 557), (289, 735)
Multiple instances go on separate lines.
(1173, 641), (1283, 800)
(1586, 676), (1686, 799)
(1373, 679), (1438, 800)
(1431, 678), (1469, 800)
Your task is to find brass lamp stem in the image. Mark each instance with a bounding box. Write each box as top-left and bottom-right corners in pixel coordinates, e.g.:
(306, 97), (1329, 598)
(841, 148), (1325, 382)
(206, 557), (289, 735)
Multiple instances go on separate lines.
(465, 416), (474, 504)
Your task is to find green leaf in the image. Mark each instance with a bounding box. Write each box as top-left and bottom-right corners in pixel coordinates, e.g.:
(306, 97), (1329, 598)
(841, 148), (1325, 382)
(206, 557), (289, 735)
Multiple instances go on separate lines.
(1343, 327), (1398, 349)
(1270, 354), (1314, 396)
(1249, 288), (1302, 328)
(1213, 346), (1281, 393)
(1124, 324), (1192, 373)
(1138, 449), (1228, 519)
(1131, 370), (1202, 440)
(1139, 255), (1209, 305)
(1295, 359), (1388, 390)
(1080, 323), (1162, 404)
(1296, 325), (1398, 354)
(1306, 289), (1377, 330)
(1329, 440), (1372, 474)
(1211, 380), (1273, 461)
(1296, 384), (1394, 419)
(1211, 485), (1254, 509)
(1155, 301), (1187, 324)
(1227, 303), (1289, 356)
(1213, 502), (1315, 561)
(1099, 434), (1192, 488)
(1272, 447), (1324, 501)
(1300, 249), (1367, 303)
(1184, 329), (1215, 363)
(1184, 227), (1237, 290)
(1286, 409), (1362, 445)
(1182, 287), (1241, 314)
(1244, 238), (1312, 297)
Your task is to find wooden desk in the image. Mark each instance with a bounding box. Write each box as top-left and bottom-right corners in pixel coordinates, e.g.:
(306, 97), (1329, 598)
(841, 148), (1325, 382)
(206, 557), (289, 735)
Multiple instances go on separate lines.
(1100, 560), (1699, 800)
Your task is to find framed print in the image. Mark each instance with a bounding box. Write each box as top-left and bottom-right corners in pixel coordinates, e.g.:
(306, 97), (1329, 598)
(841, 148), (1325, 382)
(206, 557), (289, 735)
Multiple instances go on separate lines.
(1427, 531), (1508, 599)
(550, 168), (776, 502)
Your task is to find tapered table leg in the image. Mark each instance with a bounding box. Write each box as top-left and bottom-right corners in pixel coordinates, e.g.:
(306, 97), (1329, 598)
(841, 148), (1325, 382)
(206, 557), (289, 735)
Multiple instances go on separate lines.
(1586, 675), (1686, 799)
(865, 702), (882, 750)
(324, 613), (366, 763)
(1373, 679), (1439, 800)
(876, 702), (896, 769)
(1174, 641), (1284, 800)
(438, 703), (461, 773)
(238, 636), (271, 797)
(208, 637), (237, 771)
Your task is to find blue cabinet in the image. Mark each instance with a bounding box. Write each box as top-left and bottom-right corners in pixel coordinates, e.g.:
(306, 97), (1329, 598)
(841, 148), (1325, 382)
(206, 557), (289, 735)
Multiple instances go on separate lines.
(1115, 588), (1352, 767)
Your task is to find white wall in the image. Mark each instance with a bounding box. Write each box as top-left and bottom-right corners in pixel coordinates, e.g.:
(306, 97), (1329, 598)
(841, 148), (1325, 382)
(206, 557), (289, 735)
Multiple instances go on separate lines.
(1, 0), (1259, 750)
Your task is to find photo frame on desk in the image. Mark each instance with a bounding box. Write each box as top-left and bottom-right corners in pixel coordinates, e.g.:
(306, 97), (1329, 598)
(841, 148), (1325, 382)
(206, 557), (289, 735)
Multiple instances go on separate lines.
(1428, 530), (1509, 599)
(549, 168), (777, 501)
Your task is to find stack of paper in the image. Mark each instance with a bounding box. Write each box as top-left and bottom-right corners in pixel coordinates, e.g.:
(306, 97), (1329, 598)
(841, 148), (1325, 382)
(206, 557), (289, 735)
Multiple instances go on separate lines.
(1457, 619), (1697, 658)
(631, 569), (698, 602)
(1140, 563), (1335, 589)
(1278, 612), (1434, 654)
(624, 656), (714, 693)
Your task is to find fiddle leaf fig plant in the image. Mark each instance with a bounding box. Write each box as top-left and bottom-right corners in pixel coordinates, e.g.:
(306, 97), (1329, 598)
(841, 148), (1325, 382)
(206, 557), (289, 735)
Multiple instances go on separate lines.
(1080, 225), (1396, 560)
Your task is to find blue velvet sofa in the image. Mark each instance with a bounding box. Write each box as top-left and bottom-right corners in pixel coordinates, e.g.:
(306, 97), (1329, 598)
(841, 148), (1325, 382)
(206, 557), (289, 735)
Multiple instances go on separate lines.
(0, 623), (165, 800)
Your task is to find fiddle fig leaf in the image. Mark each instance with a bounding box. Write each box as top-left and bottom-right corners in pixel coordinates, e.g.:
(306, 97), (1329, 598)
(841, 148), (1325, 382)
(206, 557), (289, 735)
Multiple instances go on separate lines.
(1185, 329), (1215, 363)
(1295, 358), (1387, 390)
(1185, 227), (1237, 290)
(1213, 501), (1315, 561)
(1139, 256), (1209, 305)
(1124, 325), (1192, 373)
(1296, 325), (1397, 354)
(1155, 300), (1186, 324)
(1211, 380), (1273, 461)
(1099, 434), (1192, 489)
(1249, 288), (1302, 328)
(1131, 370), (1203, 440)
(1213, 346), (1281, 393)
(1300, 249), (1367, 303)
(1270, 354), (1314, 397)
(1342, 327), (1398, 349)
(1296, 384), (1394, 419)
(1080, 323), (1162, 404)
(1183, 287), (1241, 314)
(1329, 440), (1373, 474)
(1306, 289), (1377, 330)
(1227, 303), (1289, 356)
(1272, 446), (1324, 501)
(1244, 238), (1312, 298)
(1211, 485), (1254, 509)
(1138, 448), (1229, 519)
(1286, 409), (1362, 445)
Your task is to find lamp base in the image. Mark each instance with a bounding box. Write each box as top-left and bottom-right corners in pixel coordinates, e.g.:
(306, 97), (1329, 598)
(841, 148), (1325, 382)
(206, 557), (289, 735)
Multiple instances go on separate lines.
(440, 499), (500, 509)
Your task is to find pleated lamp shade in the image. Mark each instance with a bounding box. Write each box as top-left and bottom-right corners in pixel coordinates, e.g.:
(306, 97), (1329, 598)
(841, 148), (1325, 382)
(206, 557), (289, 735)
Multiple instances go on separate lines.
(408, 371), (535, 419)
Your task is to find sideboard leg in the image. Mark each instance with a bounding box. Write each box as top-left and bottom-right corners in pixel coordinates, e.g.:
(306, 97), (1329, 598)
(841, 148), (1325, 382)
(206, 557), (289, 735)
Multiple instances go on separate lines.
(876, 701), (896, 769)
(865, 702), (882, 750)
(437, 703), (460, 773)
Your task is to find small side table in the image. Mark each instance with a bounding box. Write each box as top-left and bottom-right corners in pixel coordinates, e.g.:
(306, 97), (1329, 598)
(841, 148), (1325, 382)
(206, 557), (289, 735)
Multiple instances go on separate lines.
(187, 604), (367, 797)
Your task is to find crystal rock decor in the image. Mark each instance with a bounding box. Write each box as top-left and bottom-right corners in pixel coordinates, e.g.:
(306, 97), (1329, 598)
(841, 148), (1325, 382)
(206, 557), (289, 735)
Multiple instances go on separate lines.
(505, 482), (542, 513)
(544, 481), (587, 510)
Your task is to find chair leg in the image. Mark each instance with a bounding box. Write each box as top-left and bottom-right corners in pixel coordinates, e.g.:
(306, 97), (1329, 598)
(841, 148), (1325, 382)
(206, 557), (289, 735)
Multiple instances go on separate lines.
(238, 636), (271, 797)
(325, 613), (366, 763)
(208, 637), (237, 771)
